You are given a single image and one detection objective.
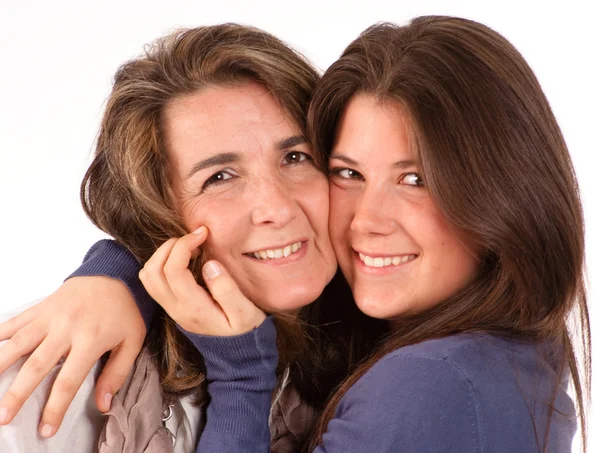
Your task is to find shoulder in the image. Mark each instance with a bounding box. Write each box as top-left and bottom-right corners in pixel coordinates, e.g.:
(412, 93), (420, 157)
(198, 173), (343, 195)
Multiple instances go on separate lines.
(329, 333), (569, 453)
(327, 336), (487, 452)
(344, 334), (485, 411)
(352, 332), (502, 392)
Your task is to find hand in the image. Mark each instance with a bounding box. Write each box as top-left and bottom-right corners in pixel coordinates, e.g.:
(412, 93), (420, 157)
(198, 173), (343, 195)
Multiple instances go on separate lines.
(0, 276), (146, 437)
(139, 226), (266, 337)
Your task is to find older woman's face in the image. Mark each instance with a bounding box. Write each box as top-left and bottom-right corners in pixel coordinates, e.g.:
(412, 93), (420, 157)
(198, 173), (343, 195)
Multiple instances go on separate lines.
(164, 81), (336, 313)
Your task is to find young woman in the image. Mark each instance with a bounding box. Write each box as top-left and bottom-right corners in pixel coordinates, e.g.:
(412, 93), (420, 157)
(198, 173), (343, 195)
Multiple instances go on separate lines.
(0, 15), (590, 452)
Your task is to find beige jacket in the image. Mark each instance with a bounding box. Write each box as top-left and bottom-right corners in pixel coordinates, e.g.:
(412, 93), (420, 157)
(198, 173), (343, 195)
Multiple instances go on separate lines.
(97, 348), (318, 452)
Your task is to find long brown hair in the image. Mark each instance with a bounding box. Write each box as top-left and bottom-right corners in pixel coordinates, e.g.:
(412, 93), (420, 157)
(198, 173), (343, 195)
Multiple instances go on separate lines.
(308, 16), (591, 451)
(80, 24), (329, 402)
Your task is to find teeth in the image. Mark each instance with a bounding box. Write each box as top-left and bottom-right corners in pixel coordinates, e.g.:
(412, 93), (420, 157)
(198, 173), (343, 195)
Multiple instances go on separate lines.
(250, 242), (303, 260)
(359, 252), (417, 268)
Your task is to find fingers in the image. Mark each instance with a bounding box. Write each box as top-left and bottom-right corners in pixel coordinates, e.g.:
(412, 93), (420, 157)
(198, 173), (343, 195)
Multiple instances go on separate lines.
(139, 238), (180, 312)
(142, 228), (222, 330)
(37, 347), (100, 437)
(0, 337), (65, 427)
(0, 322), (47, 375)
(163, 228), (212, 306)
(0, 274), (149, 434)
(0, 304), (39, 341)
(163, 227), (209, 285)
(94, 342), (139, 413)
(202, 260), (266, 333)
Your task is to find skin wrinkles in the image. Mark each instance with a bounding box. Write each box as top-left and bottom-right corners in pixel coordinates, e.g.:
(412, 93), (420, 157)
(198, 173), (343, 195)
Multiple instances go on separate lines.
(163, 81), (337, 314)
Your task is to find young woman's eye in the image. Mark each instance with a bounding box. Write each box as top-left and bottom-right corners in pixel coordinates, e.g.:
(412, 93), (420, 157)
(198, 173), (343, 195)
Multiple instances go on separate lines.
(283, 151), (310, 165)
(202, 169), (236, 190)
(330, 167), (364, 180)
(400, 172), (424, 187)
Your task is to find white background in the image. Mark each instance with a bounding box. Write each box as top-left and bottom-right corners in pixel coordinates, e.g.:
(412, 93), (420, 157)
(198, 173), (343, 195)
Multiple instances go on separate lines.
(0, 1), (597, 451)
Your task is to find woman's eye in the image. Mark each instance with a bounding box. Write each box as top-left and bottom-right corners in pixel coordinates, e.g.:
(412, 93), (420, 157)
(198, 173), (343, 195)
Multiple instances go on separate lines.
(330, 167), (363, 180)
(283, 151), (310, 165)
(400, 172), (424, 187)
(202, 170), (236, 190)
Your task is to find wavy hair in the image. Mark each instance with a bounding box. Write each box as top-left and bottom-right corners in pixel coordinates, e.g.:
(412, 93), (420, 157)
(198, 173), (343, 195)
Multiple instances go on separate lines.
(80, 23), (324, 402)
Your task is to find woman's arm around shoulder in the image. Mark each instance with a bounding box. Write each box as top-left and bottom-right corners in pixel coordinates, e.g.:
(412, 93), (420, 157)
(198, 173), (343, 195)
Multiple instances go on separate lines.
(68, 239), (157, 328)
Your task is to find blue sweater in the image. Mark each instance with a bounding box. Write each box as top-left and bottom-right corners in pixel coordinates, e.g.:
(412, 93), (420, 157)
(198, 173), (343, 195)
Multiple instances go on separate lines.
(185, 319), (576, 453)
(73, 240), (577, 452)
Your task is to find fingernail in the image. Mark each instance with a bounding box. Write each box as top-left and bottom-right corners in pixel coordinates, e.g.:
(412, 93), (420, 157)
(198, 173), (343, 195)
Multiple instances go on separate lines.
(104, 393), (113, 411)
(192, 226), (207, 235)
(40, 424), (54, 437)
(203, 261), (221, 280)
(104, 393), (112, 411)
(0, 407), (8, 424)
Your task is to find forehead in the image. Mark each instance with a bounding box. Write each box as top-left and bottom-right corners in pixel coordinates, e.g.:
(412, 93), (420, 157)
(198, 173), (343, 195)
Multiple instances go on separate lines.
(333, 94), (416, 162)
(163, 82), (301, 168)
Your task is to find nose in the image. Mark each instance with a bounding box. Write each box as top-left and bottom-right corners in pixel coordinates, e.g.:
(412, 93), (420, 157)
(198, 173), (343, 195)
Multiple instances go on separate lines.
(350, 184), (397, 236)
(250, 176), (298, 228)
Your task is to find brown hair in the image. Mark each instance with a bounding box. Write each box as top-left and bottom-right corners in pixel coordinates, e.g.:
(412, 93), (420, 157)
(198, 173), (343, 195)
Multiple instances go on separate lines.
(80, 24), (327, 402)
(308, 16), (591, 451)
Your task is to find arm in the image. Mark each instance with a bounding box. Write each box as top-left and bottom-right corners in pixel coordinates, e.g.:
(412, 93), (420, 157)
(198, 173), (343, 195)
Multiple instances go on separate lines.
(68, 239), (157, 330)
(137, 228), (272, 452)
(181, 319), (277, 452)
(0, 239), (149, 437)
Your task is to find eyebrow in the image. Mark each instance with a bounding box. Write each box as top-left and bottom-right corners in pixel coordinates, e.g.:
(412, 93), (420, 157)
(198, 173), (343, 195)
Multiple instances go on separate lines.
(278, 135), (306, 150)
(329, 153), (417, 169)
(186, 152), (239, 180)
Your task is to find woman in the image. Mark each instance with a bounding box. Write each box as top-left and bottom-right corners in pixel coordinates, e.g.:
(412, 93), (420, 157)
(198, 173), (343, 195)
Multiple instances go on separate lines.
(0, 23), (373, 452)
(1, 15), (591, 452)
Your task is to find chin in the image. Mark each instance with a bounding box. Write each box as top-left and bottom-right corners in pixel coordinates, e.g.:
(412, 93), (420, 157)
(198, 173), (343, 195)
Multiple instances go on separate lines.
(353, 288), (405, 320)
(258, 282), (326, 315)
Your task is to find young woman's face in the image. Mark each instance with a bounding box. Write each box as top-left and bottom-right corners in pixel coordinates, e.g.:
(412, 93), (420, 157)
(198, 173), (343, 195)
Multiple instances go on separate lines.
(328, 94), (479, 321)
(164, 81), (336, 313)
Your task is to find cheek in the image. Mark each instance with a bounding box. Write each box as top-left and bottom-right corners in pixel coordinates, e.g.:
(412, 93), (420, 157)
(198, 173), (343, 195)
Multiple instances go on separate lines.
(417, 206), (478, 290)
(328, 185), (354, 239)
(299, 175), (330, 226)
(183, 199), (243, 260)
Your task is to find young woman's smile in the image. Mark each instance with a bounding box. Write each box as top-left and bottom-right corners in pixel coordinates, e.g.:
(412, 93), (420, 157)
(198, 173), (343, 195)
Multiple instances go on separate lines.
(328, 94), (479, 321)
